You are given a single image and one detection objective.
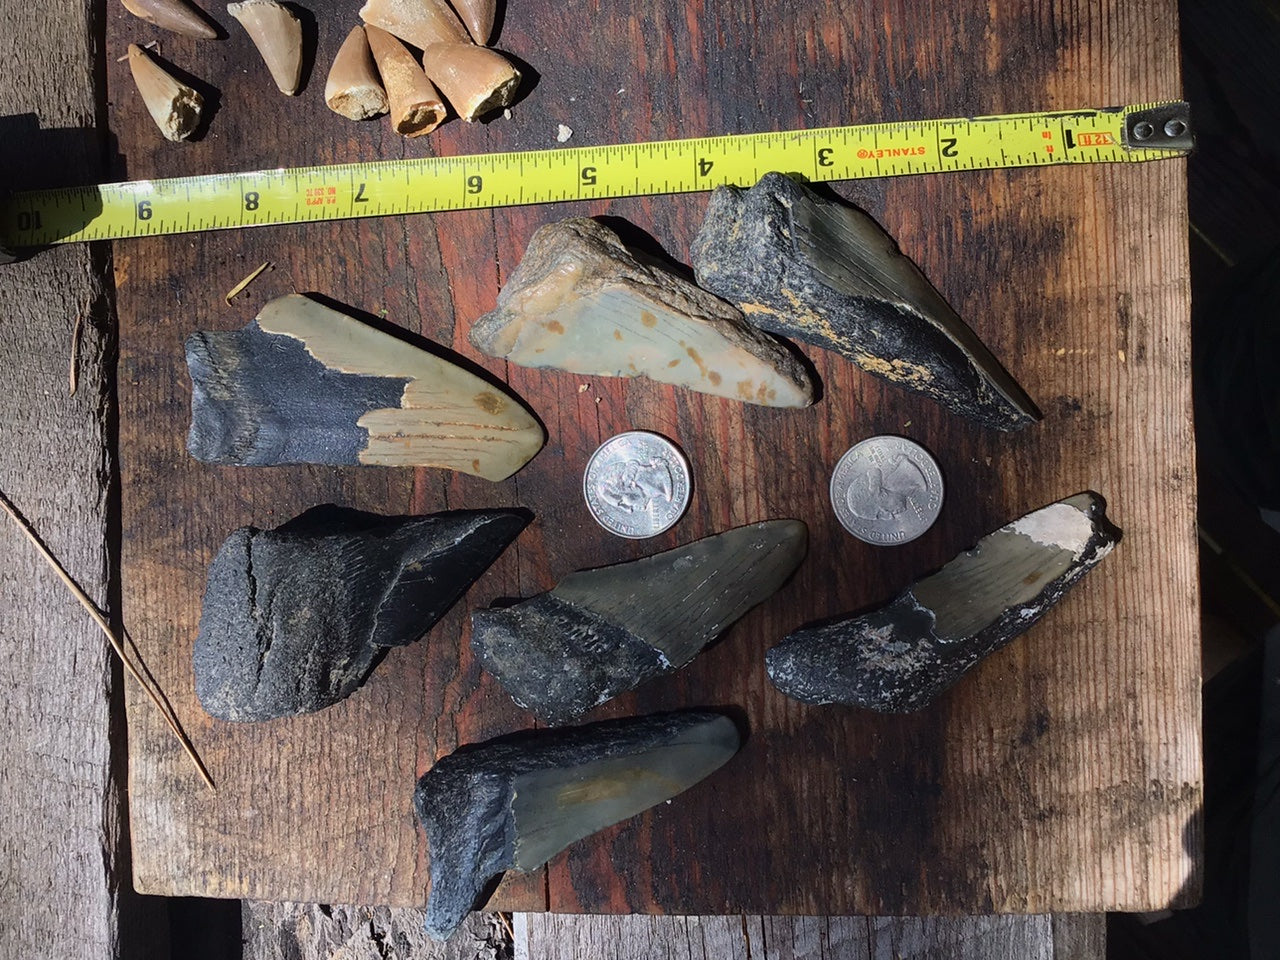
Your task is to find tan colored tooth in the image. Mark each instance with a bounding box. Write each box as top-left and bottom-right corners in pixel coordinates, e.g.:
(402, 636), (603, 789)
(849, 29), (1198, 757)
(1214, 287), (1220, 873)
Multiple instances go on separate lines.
(364, 25), (446, 137)
(359, 0), (468, 49)
(127, 44), (204, 142)
(421, 43), (519, 121)
(121, 0), (217, 38)
(325, 26), (389, 120)
(448, 0), (495, 44)
(227, 0), (303, 95)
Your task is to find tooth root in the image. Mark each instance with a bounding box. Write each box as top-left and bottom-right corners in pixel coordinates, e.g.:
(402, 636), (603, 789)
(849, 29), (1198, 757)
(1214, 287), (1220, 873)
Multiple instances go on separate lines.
(127, 44), (204, 142)
(691, 172), (1041, 431)
(121, 0), (218, 38)
(364, 25), (446, 137)
(227, 0), (303, 95)
(766, 491), (1121, 712)
(448, 0), (495, 44)
(359, 0), (469, 49)
(185, 293), (546, 480)
(325, 26), (389, 120)
(414, 712), (740, 941)
(421, 42), (520, 121)
(474, 520), (809, 723)
(469, 218), (816, 407)
(193, 505), (530, 722)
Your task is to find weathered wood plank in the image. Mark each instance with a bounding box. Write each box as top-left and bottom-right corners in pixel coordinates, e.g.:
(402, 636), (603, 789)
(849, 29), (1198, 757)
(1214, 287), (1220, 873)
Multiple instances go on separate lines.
(0, 2), (141, 957)
(117, 0), (1200, 917)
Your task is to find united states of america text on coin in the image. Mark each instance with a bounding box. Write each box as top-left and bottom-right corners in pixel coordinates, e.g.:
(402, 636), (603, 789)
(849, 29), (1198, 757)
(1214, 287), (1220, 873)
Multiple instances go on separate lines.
(830, 436), (944, 545)
(583, 431), (692, 539)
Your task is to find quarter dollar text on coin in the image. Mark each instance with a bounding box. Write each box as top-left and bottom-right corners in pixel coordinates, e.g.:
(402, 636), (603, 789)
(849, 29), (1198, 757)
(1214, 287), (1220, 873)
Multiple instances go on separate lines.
(583, 431), (692, 539)
(830, 436), (944, 545)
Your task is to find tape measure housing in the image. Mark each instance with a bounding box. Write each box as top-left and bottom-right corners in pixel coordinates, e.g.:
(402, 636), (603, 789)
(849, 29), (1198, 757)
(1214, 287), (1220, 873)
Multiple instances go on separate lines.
(1, 101), (1190, 248)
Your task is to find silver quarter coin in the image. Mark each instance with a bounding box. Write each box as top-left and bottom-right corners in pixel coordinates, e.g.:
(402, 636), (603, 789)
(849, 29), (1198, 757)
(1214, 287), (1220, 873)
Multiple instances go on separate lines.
(584, 431), (692, 539)
(830, 436), (944, 545)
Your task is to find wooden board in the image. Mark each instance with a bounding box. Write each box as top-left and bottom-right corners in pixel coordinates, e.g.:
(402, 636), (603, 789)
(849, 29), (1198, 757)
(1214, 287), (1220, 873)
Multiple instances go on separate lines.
(118, 0), (1202, 914)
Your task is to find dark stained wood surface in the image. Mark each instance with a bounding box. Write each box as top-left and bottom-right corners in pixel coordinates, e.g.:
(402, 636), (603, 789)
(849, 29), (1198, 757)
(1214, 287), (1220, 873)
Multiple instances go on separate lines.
(116, 0), (1201, 914)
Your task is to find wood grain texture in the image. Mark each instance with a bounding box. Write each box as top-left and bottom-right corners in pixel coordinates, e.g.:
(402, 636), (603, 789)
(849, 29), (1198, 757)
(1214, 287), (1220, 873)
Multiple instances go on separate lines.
(514, 913), (1104, 960)
(117, 0), (1201, 914)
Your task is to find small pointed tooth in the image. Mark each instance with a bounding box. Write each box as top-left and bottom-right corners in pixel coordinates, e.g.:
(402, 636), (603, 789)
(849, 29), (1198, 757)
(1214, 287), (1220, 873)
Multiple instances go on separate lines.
(127, 44), (204, 142)
(691, 172), (1041, 431)
(474, 520), (809, 722)
(364, 25), (446, 136)
(421, 42), (520, 121)
(765, 491), (1120, 711)
(121, 0), (218, 38)
(325, 25), (389, 120)
(414, 712), (740, 941)
(227, 0), (303, 95)
(359, 0), (468, 49)
(448, 0), (495, 44)
(469, 217), (815, 407)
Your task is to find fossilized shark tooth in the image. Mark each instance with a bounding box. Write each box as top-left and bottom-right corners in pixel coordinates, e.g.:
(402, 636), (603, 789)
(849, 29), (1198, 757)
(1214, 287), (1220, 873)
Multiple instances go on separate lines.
(121, 0), (218, 39)
(413, 711), (740, 940)
(185, 294), (545, 480)
(359, 0), (470, 49)
(448, 0), (495, 44)
(469, 218), (815, 408)
(325, 26), (390, 120)
(227, 0), (303, 95)
(420, 42), (520, 121)
(194, 505), (530, 721)
(127, 44), (204, 142)
(766, 492), (1119, 711)
(690, 172), (1040, 431)
(473, 520), (807, 723)
(365, 25), (445, 136)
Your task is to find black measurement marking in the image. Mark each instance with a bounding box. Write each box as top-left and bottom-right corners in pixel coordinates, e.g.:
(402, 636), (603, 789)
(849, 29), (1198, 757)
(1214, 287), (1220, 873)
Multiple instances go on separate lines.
(940, 137), (959, 158)
(15, 210), (42, 232)
(136, 200), (153, 221)
(1064, 128), (1075, 149)
(244, 191), (260, 211)
(697, 158), (714, 176)
(466, 174), (483, 194)
(817, 148), (834, 167)
(580, 166), (597, 185)
(354, 182), (368, 203)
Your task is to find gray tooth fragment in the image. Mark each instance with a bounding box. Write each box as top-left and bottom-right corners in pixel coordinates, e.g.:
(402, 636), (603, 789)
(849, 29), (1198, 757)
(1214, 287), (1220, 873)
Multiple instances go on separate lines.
(413, 712), (740, 940)
(193, 505), (530, 722)
(690, 172), (1040, 431)
(186, 293), (545, 481)
(472, 520), (807, 723)
(468, 217), (816, 408)
(766, 492), (1119, 711)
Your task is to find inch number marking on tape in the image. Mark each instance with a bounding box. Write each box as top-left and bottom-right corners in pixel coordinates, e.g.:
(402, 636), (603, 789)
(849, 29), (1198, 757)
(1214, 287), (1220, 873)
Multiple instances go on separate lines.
(0, 101), (1191, 248)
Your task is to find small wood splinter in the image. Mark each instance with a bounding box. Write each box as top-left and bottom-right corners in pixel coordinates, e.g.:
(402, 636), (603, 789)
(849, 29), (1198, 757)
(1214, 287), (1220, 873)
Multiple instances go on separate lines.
(0, 489), (214, 789)
(224, 260), (272, 304)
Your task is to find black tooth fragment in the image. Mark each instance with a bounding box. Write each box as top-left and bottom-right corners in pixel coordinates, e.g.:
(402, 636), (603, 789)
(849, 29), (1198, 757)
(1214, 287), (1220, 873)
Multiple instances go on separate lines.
(766, 492), (1120, 711)
(690, 172), (1040, 431)
(472, 520), (807, 723)
(193, 505), (530, 722)
(413, 711), (740, 941)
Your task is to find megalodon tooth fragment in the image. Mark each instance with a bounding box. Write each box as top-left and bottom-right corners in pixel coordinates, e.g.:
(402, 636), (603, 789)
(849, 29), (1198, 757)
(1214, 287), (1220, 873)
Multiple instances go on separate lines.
(193, 505), (530, 721)
(473, 520), (808, 723)
(469, 217), (815, 408)
(413, 711), (740, 940)
(186, 293), (545, 480)
(690, 172), (1040, 431)
(766, 492), (1119, 711)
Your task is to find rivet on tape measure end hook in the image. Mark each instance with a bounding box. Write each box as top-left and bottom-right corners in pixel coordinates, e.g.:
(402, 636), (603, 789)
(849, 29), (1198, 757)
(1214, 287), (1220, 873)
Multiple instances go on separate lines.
(1124, 102), (1193, 152)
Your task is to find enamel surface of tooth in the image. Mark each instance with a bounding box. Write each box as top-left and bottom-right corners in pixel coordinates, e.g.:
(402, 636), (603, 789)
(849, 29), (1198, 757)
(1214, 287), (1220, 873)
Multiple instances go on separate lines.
(421, 42), (520, 121)
(127, 44), (204, 142)
(469, 217), (816, 407)
(120, 0), (217, 38)
(448, 0), (496, 44)
(691, 171), (1040, 430)
(765, 491), (1120, 712)
(473, 520), (808, 722)
(185, 293), (545, 479)
(413, 712), (740, 941)
(193, 506), (529, 722)
(364, 25), (446, 136)
(227, 0), (303, 95)
(325, 26), (390, 120)
(359, 0), (469, 49)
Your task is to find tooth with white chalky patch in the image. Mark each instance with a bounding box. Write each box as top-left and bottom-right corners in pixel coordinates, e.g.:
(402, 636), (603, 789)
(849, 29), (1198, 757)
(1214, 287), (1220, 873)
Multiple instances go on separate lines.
(413, 712), (740, 941)
(765, 491), (1120, 711)
(472, 520), (808, 722)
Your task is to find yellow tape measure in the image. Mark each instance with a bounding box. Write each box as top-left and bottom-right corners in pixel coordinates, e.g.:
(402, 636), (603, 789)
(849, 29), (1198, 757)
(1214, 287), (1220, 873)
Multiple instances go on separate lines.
(0, 101), (1190, 248)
